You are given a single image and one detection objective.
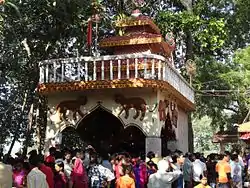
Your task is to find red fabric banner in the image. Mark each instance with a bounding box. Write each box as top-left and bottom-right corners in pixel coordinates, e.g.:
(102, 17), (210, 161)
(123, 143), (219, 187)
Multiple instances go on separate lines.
(87, 18), (92, 47)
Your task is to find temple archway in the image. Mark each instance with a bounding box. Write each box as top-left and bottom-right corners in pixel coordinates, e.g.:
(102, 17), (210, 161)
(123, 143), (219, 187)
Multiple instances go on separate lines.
(75, 107), (146, 155)
(114, 126), (146, 155)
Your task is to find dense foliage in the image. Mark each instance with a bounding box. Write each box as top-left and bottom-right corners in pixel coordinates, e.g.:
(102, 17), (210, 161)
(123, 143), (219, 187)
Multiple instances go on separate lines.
(0, 0), (249, 154)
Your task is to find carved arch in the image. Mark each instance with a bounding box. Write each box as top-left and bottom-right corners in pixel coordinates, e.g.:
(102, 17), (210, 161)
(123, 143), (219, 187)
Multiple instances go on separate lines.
(74, 103), (126, 130)
(124, 123), (147, 136)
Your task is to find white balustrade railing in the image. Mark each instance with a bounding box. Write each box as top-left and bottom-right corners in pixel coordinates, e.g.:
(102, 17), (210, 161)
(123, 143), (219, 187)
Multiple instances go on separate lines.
(39, 53), (194, 103)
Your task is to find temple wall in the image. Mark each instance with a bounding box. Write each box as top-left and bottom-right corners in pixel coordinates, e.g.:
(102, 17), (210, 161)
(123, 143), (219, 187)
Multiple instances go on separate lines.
(176, 108), (189, 153)
(45, 88), (160, 150)
(44, 87), (190, 155)
(157, 90), (189, 153)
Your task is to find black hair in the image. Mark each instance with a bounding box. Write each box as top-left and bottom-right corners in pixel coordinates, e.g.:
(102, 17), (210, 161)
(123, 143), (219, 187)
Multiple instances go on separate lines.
(49, 147), (56, 155)
(147, 151), (155, 160)
(231, 154), (238, 161)
(185, 152), (193, 160)
(90, 153), (98, 164)
(55, 151), (63, 160)
(72, 158), (76, 165)
(97, 155), (103, 165)
(122, 164), (133, 175)
(55, 160), (64, 171)
(64, 151), (71, 156)
(29, 155), (41, 167)
(172, 151), (183, 163)
(195, 152), (201, 160)
(222, 151), (230, 158)
(209, 154), (215, 161)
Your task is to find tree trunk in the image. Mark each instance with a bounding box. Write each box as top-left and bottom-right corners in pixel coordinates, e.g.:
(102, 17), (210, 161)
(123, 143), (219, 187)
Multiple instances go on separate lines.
(22, 103), (34, 156)
(188, 112), (194, 152)
(185, 30), (194, 60)
(6, 91), (28, 158)
(37, 96), (48, 154)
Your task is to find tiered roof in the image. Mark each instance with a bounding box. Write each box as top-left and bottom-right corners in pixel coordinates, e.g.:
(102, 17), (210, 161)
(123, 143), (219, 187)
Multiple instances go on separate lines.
(99, 12), (175, 57)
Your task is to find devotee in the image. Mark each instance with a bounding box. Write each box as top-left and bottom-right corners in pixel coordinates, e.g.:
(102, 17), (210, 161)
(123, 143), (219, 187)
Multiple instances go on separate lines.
(98, 155), (115, 187)
(71, 150), (88, 188)
(54, 160), (67, 188)
(102, 153), (113, 172)
(147, 158), (182, 188)
(183, 152), (193, 188)
(206, 154), (217, 188)
(230, 154), (242, 188)
(116, 164), (136, 188)
(63, 151), (72, 184)
(13, 159), (27, 188)
(193, 153), (207, 186)
(132, 153), (147, 188)
(88, 153), (111, 187)
(45, 147), (56, 169)
(27, 155), (48, 188)
(38, 155), (54, 188)
(172, 151), (185, 188)
(216, 152), (232, 188)
(194, 176), (211, 188)
(146, 151), (158, 176)
(0, 154), (13, 188)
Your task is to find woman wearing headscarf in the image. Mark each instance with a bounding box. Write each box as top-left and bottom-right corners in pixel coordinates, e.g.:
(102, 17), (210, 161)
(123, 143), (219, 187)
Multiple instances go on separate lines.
(70, 151), (88, 188)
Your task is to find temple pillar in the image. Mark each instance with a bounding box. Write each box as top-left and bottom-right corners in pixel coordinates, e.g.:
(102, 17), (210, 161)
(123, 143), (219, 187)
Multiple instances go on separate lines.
(146, 137), (161, 157)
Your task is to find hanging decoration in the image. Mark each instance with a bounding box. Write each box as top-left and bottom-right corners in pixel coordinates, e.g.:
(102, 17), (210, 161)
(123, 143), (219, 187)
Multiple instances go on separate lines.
(132, 0), (146, 8)
(185, 59), (197, 85)
(87, 18), (93, 47)
(165, 32), (176, 50)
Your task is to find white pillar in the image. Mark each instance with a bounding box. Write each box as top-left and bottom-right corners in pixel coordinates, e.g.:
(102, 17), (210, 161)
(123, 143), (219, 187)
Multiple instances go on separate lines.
(146, 137), (162, 157)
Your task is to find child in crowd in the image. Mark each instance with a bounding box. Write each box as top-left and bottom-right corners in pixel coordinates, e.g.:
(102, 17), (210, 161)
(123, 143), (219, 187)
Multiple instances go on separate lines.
(194, 177), (211, 188)
(116, 164), (135, 188)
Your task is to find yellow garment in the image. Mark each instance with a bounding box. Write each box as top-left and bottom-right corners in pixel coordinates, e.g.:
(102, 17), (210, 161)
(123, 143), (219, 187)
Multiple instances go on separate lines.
(194, 183), (211, 188)
(116, 175), (135, 188)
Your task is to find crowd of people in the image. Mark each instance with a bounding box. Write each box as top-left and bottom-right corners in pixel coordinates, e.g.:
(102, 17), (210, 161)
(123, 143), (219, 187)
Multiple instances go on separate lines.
(0, 146), (249, 188)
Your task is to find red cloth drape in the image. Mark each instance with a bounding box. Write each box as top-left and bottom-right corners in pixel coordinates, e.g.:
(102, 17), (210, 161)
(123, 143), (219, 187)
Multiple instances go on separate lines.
(87, 18), (92, 47)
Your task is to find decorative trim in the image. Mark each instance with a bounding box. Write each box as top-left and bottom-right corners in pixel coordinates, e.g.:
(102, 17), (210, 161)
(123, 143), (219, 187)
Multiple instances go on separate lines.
(124, 123), (147, 136)
(38, 79), (195, 110)
(115, 17), (161, 34)
(100, 36), (162, 47)
(59, 105), (149, 136)
(74, 104), (126, 130)
(145, 136), (161, 138)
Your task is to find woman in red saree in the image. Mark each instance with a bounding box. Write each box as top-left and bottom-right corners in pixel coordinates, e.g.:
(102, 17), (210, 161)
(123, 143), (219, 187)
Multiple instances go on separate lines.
(71, 156), (88, 188)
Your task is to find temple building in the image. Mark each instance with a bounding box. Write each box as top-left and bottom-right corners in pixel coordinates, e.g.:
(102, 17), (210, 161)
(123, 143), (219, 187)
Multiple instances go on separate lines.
(38, 9), (195, 156)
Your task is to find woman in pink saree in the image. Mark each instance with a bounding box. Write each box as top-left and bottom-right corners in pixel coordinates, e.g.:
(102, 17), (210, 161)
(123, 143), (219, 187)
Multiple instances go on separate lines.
(71, 156), (88, 188)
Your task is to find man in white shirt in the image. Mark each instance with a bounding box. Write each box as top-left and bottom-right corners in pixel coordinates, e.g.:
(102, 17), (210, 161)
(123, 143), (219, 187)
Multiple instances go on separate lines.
(148, 158), (182, 188)
(0, 155), (12, 188)
(27, 155), (48, 188)
(192, 153), (207, 186)
(230, 154), (242, 188)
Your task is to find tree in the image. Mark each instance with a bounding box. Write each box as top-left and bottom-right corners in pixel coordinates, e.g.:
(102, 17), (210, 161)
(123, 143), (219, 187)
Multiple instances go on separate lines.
(0, 0), (93, 154)
(193, 116), (219, 153)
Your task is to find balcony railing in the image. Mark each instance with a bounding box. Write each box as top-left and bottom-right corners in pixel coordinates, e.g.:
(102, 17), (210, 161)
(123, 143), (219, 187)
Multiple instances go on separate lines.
(39, 53), (194, 103)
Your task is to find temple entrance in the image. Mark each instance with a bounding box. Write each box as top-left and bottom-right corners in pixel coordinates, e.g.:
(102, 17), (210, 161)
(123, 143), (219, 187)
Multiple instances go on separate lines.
(75, 107), (146, 155)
